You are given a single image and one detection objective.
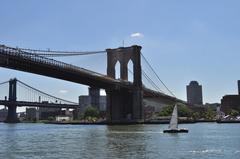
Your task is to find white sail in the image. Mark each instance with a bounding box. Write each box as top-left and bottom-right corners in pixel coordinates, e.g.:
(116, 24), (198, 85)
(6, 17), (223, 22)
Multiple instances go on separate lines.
(169, 105), (178, 130)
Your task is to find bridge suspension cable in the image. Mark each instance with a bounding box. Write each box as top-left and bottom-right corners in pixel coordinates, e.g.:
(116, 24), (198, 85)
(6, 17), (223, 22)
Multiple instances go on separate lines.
(0, 80), (9, 100)
(128, 69), (164, 93)
(17, 79), (78, 105)
(18, 47), (106, 57)
(0, 80), (9, 85)
(142, 70), (164, 93)
(140, 53), (176, 97)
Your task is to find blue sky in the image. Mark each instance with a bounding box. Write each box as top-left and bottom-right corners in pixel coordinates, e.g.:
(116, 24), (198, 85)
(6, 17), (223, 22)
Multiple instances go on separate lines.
(1, 0), (240, 110)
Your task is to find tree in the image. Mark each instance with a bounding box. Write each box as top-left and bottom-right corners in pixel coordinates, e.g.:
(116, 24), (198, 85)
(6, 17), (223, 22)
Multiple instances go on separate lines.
(158, 104), (193, 117)
(204, 107), (216, 120)
(192, 112), (201, 120)
(178, 104), (193, 117)
(230, 109), (239, 117)
(158, 105), (174, 116)
(48, 116), (55, 121)
(84, 106), (100, 119)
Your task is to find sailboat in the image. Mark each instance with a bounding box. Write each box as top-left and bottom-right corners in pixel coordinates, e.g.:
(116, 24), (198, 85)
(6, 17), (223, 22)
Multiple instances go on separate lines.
(163, 105), (188, 133)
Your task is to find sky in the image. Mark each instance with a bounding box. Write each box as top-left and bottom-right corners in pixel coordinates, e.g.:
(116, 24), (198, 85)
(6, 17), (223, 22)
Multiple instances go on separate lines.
(1, 0), (240, 111)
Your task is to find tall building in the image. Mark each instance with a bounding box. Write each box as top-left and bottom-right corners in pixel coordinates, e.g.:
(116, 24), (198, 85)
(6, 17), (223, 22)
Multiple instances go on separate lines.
(26, 108), (37, 121)
(89, 87), (100, 109)
(187, 81), (203, 105)
(221, 95), (240, 114)
(38, 102), (61, 120)
(78, 96), (106, 112)
(79, 87), (106, 114)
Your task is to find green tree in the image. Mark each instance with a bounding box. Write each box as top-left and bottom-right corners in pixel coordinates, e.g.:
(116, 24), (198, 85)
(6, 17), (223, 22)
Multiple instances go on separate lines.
(178, 104), (193, 117)
(158, 105), (174, 116)
(191, 112), (201, 120)
(230, 109), (239, 117)
(204, 107), (216, 120)
(84, 106), (100, 119)
(158, 104), (193, 117)
(48, 116), (55, 121)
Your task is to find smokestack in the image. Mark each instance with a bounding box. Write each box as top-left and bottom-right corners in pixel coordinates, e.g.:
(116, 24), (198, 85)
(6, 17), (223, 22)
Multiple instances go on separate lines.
(238, 80), (240, 95)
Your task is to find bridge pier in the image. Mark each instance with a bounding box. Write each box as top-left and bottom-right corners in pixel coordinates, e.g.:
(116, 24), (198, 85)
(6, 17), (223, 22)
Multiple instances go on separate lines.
(5, 78), (19, 123)
(132, 88), (143, 120)
(5, 105), (19, 123)
(106, 45), (143, 123)
(106, 88), (143, 123)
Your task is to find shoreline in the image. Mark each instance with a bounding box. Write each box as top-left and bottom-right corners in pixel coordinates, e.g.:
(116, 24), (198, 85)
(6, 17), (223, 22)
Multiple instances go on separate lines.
(1, 120), (240, 125)
(42, 119), (224, 125)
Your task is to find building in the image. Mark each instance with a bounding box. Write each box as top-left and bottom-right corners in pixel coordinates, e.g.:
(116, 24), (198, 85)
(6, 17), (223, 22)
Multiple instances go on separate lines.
(221, 95), (240, 114)
(187, 81), (203, 105)
(204, 103), (220, 109)
(89, 87), (100, 109)
(39, 107), (61, 120)
(26, 108), (38, 121)
(56, 115), (72, 122)
(0, 107), (8, 122)
(99, 96), (107, 111)
(36, 101), (62, 120)
(19, 112), (26, 121)
(221, 80), (240, 114)
(79, 96), (106, 113)
(79, 95), (91, 114)
(79, 87), (106, 114)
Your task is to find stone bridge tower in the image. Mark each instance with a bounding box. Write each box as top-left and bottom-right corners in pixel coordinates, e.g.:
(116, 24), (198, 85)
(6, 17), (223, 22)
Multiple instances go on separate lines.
(106, 45), (143, 123)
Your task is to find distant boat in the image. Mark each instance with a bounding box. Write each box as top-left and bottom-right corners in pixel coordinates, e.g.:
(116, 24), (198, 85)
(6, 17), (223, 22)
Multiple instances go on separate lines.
(163, 105), (188, 133)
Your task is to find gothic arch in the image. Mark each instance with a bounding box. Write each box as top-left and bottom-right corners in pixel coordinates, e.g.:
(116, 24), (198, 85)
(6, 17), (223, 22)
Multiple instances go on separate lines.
(106, 45), (142, 86)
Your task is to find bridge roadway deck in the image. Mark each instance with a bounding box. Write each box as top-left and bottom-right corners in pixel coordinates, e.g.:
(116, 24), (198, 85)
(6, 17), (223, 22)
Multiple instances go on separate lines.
(0, 100), (79, 109)
(0, 45), (134, 90)
(143, 87), (187, 104)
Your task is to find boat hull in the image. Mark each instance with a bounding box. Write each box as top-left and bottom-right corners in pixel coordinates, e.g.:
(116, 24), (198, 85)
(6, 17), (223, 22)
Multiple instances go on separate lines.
(163, 129), (188, 133)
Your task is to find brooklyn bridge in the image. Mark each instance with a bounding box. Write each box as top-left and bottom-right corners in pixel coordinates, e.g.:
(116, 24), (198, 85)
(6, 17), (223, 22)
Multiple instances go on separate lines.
(0, 44), (186, 123)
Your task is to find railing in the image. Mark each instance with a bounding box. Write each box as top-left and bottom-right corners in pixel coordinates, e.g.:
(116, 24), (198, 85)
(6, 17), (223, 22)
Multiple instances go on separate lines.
(0, 100), (79, 108)
(0, 45), (113, 80)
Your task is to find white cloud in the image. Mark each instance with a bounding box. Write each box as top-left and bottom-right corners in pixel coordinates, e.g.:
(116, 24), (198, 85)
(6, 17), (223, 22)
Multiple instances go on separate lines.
(130, 32), (144, 38)
(59, 90), (68, 94)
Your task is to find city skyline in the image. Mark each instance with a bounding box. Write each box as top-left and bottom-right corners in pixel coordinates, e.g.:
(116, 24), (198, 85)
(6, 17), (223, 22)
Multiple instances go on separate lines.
(1, 0), (240, 107)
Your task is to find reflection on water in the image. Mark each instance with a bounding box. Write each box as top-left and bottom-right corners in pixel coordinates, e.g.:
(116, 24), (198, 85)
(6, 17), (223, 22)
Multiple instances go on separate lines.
(0, 123), (240, 159)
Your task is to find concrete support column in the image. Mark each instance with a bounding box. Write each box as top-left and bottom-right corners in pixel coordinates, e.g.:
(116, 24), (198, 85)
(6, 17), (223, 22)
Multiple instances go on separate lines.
(106, 90), (121, 122)
(106, 89), (133, 123)
(5, 105), (18, 123)
(132, 89), (143, 121)
(106, 90), (112, 121)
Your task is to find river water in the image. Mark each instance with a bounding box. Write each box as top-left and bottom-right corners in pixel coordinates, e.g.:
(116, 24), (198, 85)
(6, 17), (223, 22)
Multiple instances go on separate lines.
(0, 123), (239, 159)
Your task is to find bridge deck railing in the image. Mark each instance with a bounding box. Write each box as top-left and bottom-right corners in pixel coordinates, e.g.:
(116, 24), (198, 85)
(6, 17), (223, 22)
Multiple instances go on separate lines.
(0, 45), (108, 79)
